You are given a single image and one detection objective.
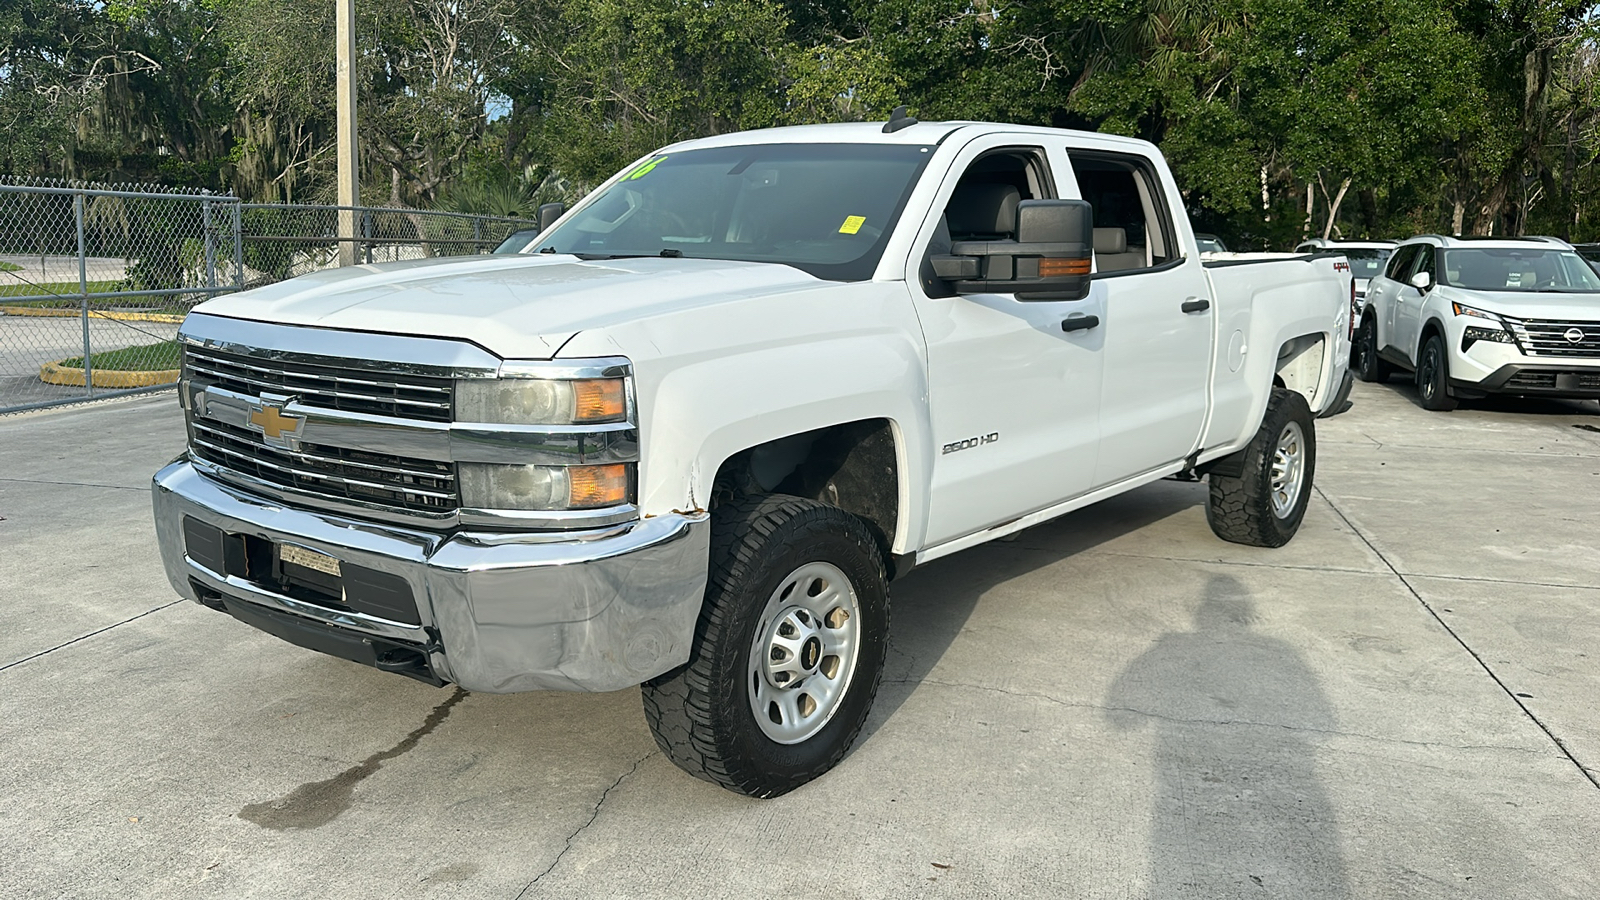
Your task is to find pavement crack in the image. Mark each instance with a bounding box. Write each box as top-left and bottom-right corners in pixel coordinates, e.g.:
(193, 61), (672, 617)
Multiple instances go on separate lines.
(885, 676), (1545, 755)
(514, 750), (654, 898)
(239, 688), (467, 830)
(0, 476), (150, 492)
(0, 600), (182, 673)
(1315, 485), (1600, 791)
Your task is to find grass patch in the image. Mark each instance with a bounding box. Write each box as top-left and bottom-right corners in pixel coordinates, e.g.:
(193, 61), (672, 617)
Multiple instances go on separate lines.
(0, 280), (123, 299)
(61, 341), (182, 371)
(0, 261), (19, 272)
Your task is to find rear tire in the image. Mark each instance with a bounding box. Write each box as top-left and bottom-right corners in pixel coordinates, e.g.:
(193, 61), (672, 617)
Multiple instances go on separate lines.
(1416, 334), (1458, 411)
(1354, 316), (1392, 383)
(1207, 387), (1316, 548)
(641, 495), (889, 798)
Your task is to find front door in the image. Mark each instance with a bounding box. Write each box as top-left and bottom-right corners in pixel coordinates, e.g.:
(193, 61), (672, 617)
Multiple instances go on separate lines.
(908, 136), (1106, 548)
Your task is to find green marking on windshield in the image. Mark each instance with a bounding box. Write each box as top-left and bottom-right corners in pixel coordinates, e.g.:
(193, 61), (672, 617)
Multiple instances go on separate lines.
(627, 157), (665, 180)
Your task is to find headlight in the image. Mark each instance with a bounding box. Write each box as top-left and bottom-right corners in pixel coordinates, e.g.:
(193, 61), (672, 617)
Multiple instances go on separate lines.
(455, 377), (626, 425)
(1451, 301), (1503, 321)
(1461, 326), (1515, 352)
(459, 462), (632, 510)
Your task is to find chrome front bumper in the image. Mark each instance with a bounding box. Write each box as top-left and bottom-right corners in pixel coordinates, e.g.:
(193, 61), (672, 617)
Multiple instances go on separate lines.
(152, 458), (709, 692)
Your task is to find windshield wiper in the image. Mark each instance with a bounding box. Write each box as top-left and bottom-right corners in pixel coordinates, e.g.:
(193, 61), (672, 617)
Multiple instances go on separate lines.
(570, 250), (685, 260)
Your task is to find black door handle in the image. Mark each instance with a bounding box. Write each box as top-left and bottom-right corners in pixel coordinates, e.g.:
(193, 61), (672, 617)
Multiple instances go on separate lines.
(1181, 298), (1211, 313)
(1061, 315), (1100, 333)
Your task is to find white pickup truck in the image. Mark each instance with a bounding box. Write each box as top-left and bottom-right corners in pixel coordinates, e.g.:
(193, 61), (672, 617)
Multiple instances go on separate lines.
(152, 118), (1351, 797)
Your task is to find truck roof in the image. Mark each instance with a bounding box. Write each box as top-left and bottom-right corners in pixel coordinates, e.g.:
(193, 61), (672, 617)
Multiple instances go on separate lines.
(659, 120), (1158, 154)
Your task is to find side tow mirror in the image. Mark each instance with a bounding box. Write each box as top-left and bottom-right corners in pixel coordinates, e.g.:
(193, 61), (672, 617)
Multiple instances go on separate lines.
(1409, 270), (1433, 291)
(537, 202), (566, 231)
(930, 199), (1094, 300)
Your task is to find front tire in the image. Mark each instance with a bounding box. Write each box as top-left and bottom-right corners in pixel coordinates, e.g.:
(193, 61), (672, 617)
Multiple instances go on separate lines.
(1207, 387), (1316, 548)
(1354, 316), (1392, 383)
(641, 495), (889, 798)
(1416, 334), (1458, 411)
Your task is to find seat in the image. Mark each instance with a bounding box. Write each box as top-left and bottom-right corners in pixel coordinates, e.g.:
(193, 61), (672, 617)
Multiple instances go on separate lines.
(1093, 226), (1146, 272)
(946, 183), (1021, 241)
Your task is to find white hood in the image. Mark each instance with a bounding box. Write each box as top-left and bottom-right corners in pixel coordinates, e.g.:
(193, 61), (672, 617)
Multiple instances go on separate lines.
(1438, 286), (1600, 321)
(193, 254), (828, 358)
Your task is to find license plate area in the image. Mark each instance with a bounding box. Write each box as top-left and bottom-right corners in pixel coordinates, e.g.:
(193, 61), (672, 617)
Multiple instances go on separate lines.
(277, 543), (344, 602)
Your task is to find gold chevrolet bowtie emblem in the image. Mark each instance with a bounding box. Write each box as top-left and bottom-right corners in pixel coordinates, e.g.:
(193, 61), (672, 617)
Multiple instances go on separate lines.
(249, 403), (302, 440)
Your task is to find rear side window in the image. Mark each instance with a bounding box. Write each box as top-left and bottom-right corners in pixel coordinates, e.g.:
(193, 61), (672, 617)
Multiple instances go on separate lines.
(1066, 152), (1179, 275)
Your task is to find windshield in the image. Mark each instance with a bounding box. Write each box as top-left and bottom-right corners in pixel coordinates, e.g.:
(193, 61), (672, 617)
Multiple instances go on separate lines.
(1441, 248), (1600, 293)
(1342, 248), (1391, 279)
(534, 143), (935, 281)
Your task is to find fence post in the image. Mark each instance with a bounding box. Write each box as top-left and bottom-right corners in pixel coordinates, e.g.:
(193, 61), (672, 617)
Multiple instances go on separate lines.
(473, 218), (482, 252)
(232, 200), (244, 290)
(361, 208), (372, 264)
(202, 196), (217, 291)
(75, 191), (92, 396)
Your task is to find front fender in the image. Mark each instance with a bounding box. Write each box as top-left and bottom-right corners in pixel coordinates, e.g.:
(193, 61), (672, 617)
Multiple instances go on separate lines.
(557, 282), (932, 553)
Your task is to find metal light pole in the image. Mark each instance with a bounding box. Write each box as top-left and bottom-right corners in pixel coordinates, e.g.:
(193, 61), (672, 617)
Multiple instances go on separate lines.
(335, 0), (360, 267)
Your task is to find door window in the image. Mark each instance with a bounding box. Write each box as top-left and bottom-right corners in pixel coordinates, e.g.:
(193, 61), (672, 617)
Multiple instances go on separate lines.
(920, 148), (1053, 298)
(1385, 245), (1421, 281)
(1065, 152), (1179, 274)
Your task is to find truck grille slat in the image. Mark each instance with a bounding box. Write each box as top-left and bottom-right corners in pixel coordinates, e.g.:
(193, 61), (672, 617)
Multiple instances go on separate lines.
(189, 421), (457, 511)
(188, 420), (454, 484)
(185, 346), (455, 420)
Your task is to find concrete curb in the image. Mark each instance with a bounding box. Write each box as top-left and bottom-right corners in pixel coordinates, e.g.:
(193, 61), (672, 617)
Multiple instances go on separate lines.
(0, 305), (184, 324)
(39, 359), (180, 388)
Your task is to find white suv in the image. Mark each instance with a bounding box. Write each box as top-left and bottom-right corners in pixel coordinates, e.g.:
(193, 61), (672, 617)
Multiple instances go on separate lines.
(1353, 235), (1600, 410)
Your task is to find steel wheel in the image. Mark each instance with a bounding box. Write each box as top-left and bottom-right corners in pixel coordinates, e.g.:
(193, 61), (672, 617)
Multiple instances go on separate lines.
(1270, 420), (1306, 519)
(747, 561), (862, 745)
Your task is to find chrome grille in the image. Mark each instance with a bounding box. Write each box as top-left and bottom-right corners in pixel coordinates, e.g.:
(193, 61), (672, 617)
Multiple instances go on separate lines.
(184, 344), (454, 421)
(188, 417), (457, 512)
(1504, 317), (1600, 358)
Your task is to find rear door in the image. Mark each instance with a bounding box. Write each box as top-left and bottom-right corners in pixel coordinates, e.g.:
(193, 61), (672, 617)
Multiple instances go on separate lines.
(1056, 145), (1215, 486)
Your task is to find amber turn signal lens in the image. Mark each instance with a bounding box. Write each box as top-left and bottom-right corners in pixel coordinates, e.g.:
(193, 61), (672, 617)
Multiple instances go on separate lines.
(568, 463), (631, 508)
(572, 378), (626, 422)
(1039, 257), (1092, 277)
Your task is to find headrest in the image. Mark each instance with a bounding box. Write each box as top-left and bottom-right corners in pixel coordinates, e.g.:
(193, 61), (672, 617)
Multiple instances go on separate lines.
(1094, 227), (1127, 254)
(947, 183), (1021, 236)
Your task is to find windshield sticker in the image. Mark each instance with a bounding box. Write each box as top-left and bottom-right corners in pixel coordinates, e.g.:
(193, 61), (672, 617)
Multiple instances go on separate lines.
(839, 215), (866, 235)
(627, 157), (665, 180)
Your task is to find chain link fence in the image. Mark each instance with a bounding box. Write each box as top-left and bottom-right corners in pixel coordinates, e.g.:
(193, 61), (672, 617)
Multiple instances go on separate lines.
(0, 178), (535, 413)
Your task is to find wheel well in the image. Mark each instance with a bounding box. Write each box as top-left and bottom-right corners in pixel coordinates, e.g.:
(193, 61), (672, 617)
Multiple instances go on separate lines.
(1274, 333), (1326, 404)
(711, 419), (900, 572)
(1418, 318), (1446, 354)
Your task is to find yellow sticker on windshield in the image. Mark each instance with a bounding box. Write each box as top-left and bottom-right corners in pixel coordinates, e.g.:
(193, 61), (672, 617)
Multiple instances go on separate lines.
(839, 215), (866, 235)
(627, 157), (664, 180)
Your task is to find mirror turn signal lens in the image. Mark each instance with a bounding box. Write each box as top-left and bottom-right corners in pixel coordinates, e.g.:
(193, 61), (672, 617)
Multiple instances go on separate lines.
(568, 463), (631, 508)
(1039, 257), (1092, 277)
(572, 378), (626, 422)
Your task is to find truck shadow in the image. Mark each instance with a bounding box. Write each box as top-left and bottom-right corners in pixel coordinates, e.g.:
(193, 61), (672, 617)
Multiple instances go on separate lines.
(862, 478), (1207, 739)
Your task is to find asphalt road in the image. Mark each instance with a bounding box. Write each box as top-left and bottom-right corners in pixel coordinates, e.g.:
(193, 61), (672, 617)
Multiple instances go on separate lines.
(2, 382), (1597, 899)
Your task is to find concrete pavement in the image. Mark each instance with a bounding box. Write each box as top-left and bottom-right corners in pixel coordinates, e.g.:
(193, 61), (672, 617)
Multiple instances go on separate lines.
(1, 382), (1597, 899)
